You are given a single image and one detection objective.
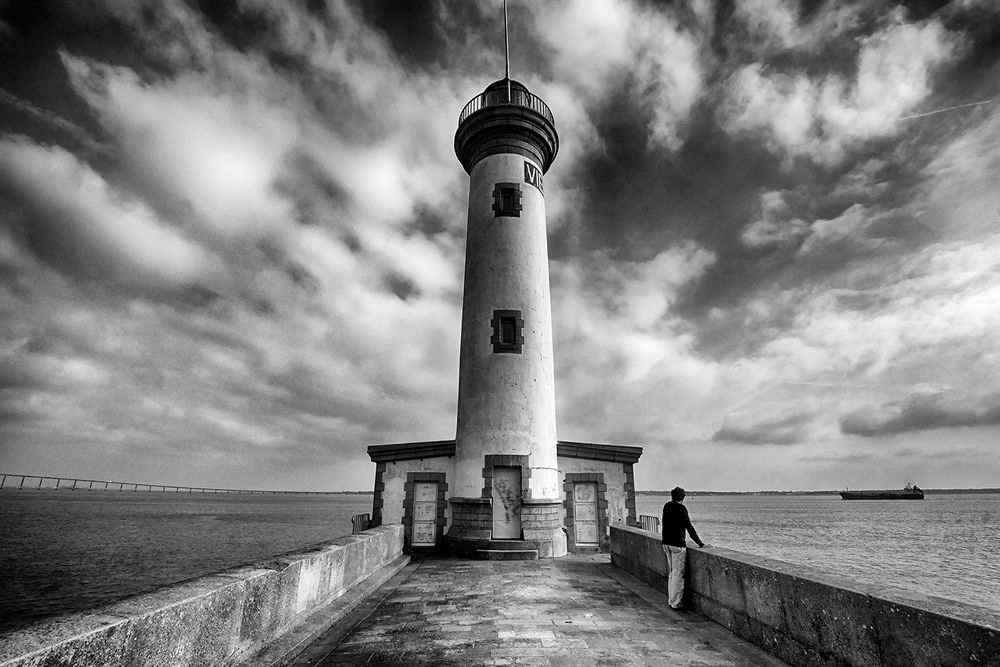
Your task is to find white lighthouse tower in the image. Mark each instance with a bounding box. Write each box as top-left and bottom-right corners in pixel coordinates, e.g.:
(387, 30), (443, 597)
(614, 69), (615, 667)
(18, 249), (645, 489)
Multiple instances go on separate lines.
(446, 77), (564, 557)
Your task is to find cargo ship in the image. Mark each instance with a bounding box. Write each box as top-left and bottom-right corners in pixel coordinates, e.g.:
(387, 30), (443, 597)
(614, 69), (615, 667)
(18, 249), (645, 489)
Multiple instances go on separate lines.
(840, 483), (924, 500)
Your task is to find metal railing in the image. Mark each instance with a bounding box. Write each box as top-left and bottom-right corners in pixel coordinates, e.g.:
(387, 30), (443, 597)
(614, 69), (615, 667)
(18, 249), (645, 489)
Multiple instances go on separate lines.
(638, 514), (660, 533)
(0, 473), (346, 495)
(458, 85), (554, 126)
(351, 513), (371, 533)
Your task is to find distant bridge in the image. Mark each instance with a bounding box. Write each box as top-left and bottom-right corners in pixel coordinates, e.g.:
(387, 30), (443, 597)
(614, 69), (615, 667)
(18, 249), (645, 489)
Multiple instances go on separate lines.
(0, 473), (348, 495)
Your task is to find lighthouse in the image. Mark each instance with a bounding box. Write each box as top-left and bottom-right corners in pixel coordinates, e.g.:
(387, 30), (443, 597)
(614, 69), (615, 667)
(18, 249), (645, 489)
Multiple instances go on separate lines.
(365, 16), (642, 559)
(447, 77), (565, 557)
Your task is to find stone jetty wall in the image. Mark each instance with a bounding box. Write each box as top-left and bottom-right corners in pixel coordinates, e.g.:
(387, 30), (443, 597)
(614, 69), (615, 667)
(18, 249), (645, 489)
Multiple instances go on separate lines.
(0, 525), (406, 667)
(611, 525), (1000, 666)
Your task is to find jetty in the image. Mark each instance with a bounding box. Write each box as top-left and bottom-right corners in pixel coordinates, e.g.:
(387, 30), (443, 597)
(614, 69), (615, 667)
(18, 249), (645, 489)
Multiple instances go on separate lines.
(3, 525), (998, 666)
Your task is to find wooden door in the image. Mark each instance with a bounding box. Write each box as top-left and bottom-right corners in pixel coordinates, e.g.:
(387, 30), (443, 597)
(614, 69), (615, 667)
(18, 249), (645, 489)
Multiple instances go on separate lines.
(492, 467), (521, 539)
(412, 482), (437, 546)
(573, 482), (599, 546)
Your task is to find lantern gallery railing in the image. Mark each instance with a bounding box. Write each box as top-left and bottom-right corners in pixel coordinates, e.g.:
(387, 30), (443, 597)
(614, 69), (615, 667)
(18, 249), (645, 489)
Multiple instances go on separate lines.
(458, 83), (554, 126)
(0, 473), (344, 495)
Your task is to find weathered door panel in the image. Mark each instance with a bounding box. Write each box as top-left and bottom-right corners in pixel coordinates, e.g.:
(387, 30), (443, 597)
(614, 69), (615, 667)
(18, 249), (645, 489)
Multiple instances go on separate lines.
(492, 467), (521, 539)
(574, 482), (599, 546)
(412, 482), (438, 546)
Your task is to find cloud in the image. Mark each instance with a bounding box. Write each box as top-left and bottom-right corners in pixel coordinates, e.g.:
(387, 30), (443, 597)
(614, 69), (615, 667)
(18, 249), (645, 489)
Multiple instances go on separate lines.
(58, 0), (470, 270)
(916, 106), (1000, 238)
(741, 190), (808, 249)
(712, 411), (814, 446)
(756, 231), (1000, 381)
(840, 391), (1000, 436)
(61, 53), (301, 244)
(552, 242), (721, 443)
(532, 0), (705, 151)
(720, 13), (958, 164)
(0, 350), (101, 393)
(698, 197), (1000, 452)
(0, 135), (221, 293)
(0, 87), (104, 153)
(731, 0), (864, 55)
(220, 0), (469, 218)
(795, 204), (894, 263)
(600, 242), (717, 330)
(707, 378), (852, 447)
(946, 0), (1000, 16)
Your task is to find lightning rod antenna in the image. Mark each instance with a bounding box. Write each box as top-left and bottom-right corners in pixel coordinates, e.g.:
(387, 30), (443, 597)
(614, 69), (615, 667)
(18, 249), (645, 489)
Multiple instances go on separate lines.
(504, 0), (511, 102)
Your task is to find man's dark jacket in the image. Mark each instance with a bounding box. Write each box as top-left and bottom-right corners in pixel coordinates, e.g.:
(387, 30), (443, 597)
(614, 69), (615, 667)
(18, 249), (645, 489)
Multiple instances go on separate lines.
(661, 500), (703, 548)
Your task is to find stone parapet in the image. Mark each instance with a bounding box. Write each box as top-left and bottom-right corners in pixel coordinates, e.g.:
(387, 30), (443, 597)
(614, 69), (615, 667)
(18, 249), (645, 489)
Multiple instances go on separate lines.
(0, 526), (406, 667)
(610, 525), (1000, 667)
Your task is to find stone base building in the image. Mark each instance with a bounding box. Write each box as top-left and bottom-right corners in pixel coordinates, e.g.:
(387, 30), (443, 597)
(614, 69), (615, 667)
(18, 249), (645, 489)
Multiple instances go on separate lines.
(368, 440), (641, 556)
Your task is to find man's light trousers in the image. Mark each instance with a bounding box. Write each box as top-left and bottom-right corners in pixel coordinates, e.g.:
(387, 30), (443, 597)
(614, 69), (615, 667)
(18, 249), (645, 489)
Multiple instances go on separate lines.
(662, 545), (686, 608)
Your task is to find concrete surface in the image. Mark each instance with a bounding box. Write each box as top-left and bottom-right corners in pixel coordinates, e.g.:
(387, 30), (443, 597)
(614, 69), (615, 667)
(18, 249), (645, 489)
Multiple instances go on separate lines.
(285, 554), (789, 666)
(612, 525), (1000, 667)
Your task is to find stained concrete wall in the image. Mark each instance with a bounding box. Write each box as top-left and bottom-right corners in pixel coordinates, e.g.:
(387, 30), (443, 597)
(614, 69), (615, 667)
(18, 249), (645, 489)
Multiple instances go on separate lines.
(0, 525), (405, 667)
(558, 458), (631, 528)
(611, 525), (1000, 666)
(378, 457), (455, 527)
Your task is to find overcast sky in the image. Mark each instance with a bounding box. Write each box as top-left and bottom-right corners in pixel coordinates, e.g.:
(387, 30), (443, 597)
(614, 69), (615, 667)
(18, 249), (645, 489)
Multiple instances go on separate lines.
(1, 0), (998, 492)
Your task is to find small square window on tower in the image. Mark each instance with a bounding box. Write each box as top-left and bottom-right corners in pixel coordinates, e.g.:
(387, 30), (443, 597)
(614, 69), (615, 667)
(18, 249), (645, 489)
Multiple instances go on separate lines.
(492, 183), (522, 217)
(491, 309), (524, 354)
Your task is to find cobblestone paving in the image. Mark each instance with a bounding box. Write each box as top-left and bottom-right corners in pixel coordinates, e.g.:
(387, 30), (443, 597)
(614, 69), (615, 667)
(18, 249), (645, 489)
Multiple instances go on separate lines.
(291, 554), (787, 666)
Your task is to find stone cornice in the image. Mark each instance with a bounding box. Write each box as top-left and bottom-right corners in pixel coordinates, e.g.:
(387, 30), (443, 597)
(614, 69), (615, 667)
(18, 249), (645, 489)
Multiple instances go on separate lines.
(367, 440), (456, 463)
(557, 441), (643, 464)
(367, 439), (641, 464)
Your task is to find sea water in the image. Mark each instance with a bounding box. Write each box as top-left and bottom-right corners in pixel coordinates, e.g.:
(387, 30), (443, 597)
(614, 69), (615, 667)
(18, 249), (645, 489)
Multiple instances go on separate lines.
(1, 490), (997, 632)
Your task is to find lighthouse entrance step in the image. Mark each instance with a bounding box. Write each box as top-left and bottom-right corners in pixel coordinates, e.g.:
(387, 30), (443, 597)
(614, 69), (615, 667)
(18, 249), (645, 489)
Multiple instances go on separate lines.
(476, 539), (539, 560)
(477, 548), (538, 560)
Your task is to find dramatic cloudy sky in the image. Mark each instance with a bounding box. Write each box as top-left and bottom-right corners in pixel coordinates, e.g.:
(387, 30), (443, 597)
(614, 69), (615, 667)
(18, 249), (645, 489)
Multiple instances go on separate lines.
(1, 0), (998, 492)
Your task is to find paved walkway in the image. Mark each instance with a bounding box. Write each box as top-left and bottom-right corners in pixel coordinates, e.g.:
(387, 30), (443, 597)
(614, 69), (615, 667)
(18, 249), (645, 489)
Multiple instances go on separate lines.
(287, 554), (789, 666)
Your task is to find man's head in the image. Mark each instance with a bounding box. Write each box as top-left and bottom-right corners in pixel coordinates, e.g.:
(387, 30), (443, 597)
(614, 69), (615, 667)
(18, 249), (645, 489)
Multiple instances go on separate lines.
(671, 486), (685, 502)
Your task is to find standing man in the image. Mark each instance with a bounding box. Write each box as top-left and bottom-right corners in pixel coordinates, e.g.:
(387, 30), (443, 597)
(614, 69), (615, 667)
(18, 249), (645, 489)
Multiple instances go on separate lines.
(661, 486), (707, 610)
